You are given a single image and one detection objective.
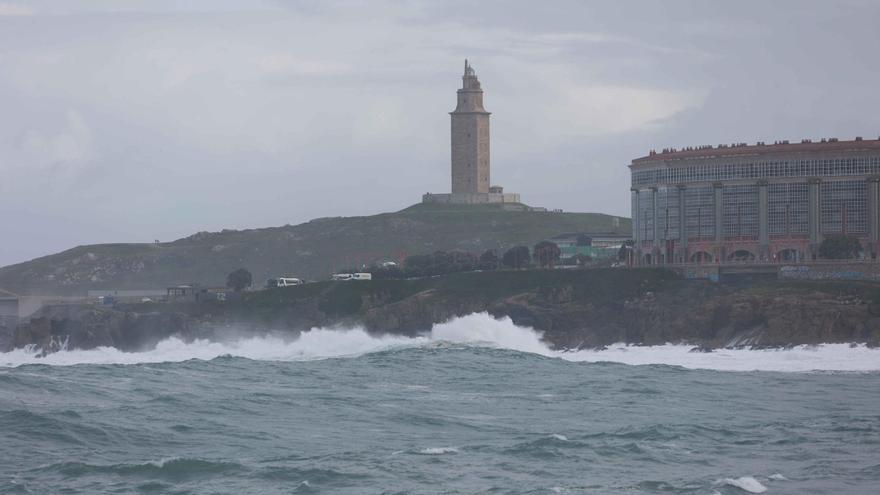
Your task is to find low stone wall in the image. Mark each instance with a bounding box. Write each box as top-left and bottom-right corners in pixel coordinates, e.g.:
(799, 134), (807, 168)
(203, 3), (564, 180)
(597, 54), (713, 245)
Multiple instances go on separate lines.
(670, 262), (880, 283)
(422, 192), (521, 204)
(779, 263), (880, 282)
(669, 265), (720, 282)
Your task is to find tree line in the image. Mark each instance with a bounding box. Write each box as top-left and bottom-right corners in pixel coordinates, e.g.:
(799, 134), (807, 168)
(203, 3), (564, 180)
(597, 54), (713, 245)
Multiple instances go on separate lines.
(365, 242), (564, 280)
(231, 233), (868, 292)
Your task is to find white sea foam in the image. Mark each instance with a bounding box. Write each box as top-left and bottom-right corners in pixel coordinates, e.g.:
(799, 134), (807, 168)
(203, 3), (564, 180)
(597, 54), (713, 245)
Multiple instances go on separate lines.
(715, 476), (767, 493)
(416, 447), (458, 455)
(2, 312), (880, 372)
(0, 328), (426, 367)
(147, 457), (181, 468)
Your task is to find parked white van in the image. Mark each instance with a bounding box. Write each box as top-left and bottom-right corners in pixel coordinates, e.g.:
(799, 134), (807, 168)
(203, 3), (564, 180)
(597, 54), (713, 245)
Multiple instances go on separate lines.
(331, 273), (372, 281)
(266, 277), (303, 288)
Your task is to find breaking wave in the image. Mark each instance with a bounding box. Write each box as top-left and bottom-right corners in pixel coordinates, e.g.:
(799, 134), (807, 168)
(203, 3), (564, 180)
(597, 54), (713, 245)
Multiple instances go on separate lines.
(2, 312), (880, 372)
(415, 447), (459, 455)
(715, 476), (768, 493)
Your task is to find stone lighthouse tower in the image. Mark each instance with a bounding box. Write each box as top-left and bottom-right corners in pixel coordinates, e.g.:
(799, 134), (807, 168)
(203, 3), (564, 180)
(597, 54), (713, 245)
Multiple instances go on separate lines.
(421, 60), (520, 205)
(450, 60), (491, 194)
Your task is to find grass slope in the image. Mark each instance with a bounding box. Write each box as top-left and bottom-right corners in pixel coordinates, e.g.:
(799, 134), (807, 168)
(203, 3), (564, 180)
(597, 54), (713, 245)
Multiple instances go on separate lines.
(0, 203), (630, 294)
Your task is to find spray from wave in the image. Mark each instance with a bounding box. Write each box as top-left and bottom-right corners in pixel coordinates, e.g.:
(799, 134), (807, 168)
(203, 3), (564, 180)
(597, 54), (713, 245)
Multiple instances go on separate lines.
(2, 313), (879, 372)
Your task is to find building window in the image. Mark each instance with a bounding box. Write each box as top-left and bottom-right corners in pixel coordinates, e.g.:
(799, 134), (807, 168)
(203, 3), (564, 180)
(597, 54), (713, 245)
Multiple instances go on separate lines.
(631, 191), (639, 240)
(821, 180), (867, 235)
(769, 182), (809, 238)
(722, 184), (758, 240)
(685, 185), (714, 241)
(638, 191), (654, 241)
(657, 187), (679, 239)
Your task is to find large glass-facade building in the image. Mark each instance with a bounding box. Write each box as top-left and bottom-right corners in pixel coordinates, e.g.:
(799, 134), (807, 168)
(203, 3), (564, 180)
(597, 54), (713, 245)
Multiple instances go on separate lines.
(630, 138), (880, 264)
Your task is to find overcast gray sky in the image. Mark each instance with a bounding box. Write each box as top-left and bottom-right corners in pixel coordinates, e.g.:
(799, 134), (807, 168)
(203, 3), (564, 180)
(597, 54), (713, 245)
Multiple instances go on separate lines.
(1, 0), (879, 267)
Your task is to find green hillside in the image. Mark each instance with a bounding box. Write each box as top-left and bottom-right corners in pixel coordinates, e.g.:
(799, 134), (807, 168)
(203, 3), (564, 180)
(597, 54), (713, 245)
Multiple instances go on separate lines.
(0, 203), (630, 295)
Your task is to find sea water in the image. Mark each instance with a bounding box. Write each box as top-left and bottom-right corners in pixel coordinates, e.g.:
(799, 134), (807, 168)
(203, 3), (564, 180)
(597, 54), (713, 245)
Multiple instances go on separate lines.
(1, 313), (879, 494)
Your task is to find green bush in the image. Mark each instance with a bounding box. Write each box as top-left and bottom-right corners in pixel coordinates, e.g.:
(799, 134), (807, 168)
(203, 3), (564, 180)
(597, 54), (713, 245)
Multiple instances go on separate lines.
(819, 235), (862, 260)
(226, 268), (253, 292)
(502, 246), (531, 269)
(533, 241), (561, 268)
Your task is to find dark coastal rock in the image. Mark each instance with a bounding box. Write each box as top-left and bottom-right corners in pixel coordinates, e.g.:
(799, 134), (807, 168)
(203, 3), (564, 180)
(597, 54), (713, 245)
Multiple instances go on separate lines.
(13, 305), (197, 354)
(688, 346), (713, 353)
(10, 270), (880, 355)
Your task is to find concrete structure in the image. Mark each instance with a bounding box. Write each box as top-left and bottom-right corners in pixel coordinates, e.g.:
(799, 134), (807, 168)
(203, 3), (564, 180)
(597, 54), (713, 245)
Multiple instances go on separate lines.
(586, 234), (632, 250)
(422, 190), (520, 204)
(630, 137), (880, 264)
(547, 233), (630, 261)
(422, 60), (521, 205)
(0, 289), (19, 329)
(167, 284), (230, 302)
(16, 296), (89, 319)
(87, 289), (166, 301)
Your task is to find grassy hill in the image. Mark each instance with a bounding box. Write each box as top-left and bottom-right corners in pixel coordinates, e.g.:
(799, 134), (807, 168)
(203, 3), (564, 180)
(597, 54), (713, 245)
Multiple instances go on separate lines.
(0, 203), (630, 295)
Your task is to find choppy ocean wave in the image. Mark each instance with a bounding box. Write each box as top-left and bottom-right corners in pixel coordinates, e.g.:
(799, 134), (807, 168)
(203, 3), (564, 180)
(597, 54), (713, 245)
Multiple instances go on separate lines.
(1, 315), (878, 494)
(40, 457), (245, 480)
(3, 312), (879, 372)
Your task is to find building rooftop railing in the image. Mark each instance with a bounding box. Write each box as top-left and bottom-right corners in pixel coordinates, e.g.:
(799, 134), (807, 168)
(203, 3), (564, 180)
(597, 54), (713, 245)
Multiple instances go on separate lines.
(635, 136), (880, 164)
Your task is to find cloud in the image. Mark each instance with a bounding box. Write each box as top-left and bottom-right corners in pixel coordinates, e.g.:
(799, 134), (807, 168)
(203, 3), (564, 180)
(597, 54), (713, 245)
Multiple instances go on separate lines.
(20, 109), (93, 168)
(258, 54), (351, 76)
(0, 2), (32, 16)
(1, 1), (879, 267)
(0, 10), (694, 160)
(550, 84), (707, 135)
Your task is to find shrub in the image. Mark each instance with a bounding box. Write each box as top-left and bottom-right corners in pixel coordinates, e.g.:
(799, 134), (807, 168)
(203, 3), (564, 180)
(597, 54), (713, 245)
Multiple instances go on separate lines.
(502, 246), (531, 269)
(533, 241), (561, 268)
(819, 234), (862, 259)
(479, 249), (500, 270)
(226, 268), (253, 292)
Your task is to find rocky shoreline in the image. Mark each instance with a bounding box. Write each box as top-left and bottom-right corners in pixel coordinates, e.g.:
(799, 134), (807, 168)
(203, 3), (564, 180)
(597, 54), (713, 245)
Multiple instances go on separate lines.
(3, 269), (880, 355)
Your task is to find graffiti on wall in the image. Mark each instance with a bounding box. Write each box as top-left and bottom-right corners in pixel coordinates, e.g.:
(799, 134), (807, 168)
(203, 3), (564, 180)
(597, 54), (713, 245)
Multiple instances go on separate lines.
(779, 264), (880, 281)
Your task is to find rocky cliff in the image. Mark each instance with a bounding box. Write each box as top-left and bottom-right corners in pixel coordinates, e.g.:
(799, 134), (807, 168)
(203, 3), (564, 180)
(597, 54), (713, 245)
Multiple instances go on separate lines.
(5, 269), (880, 355)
